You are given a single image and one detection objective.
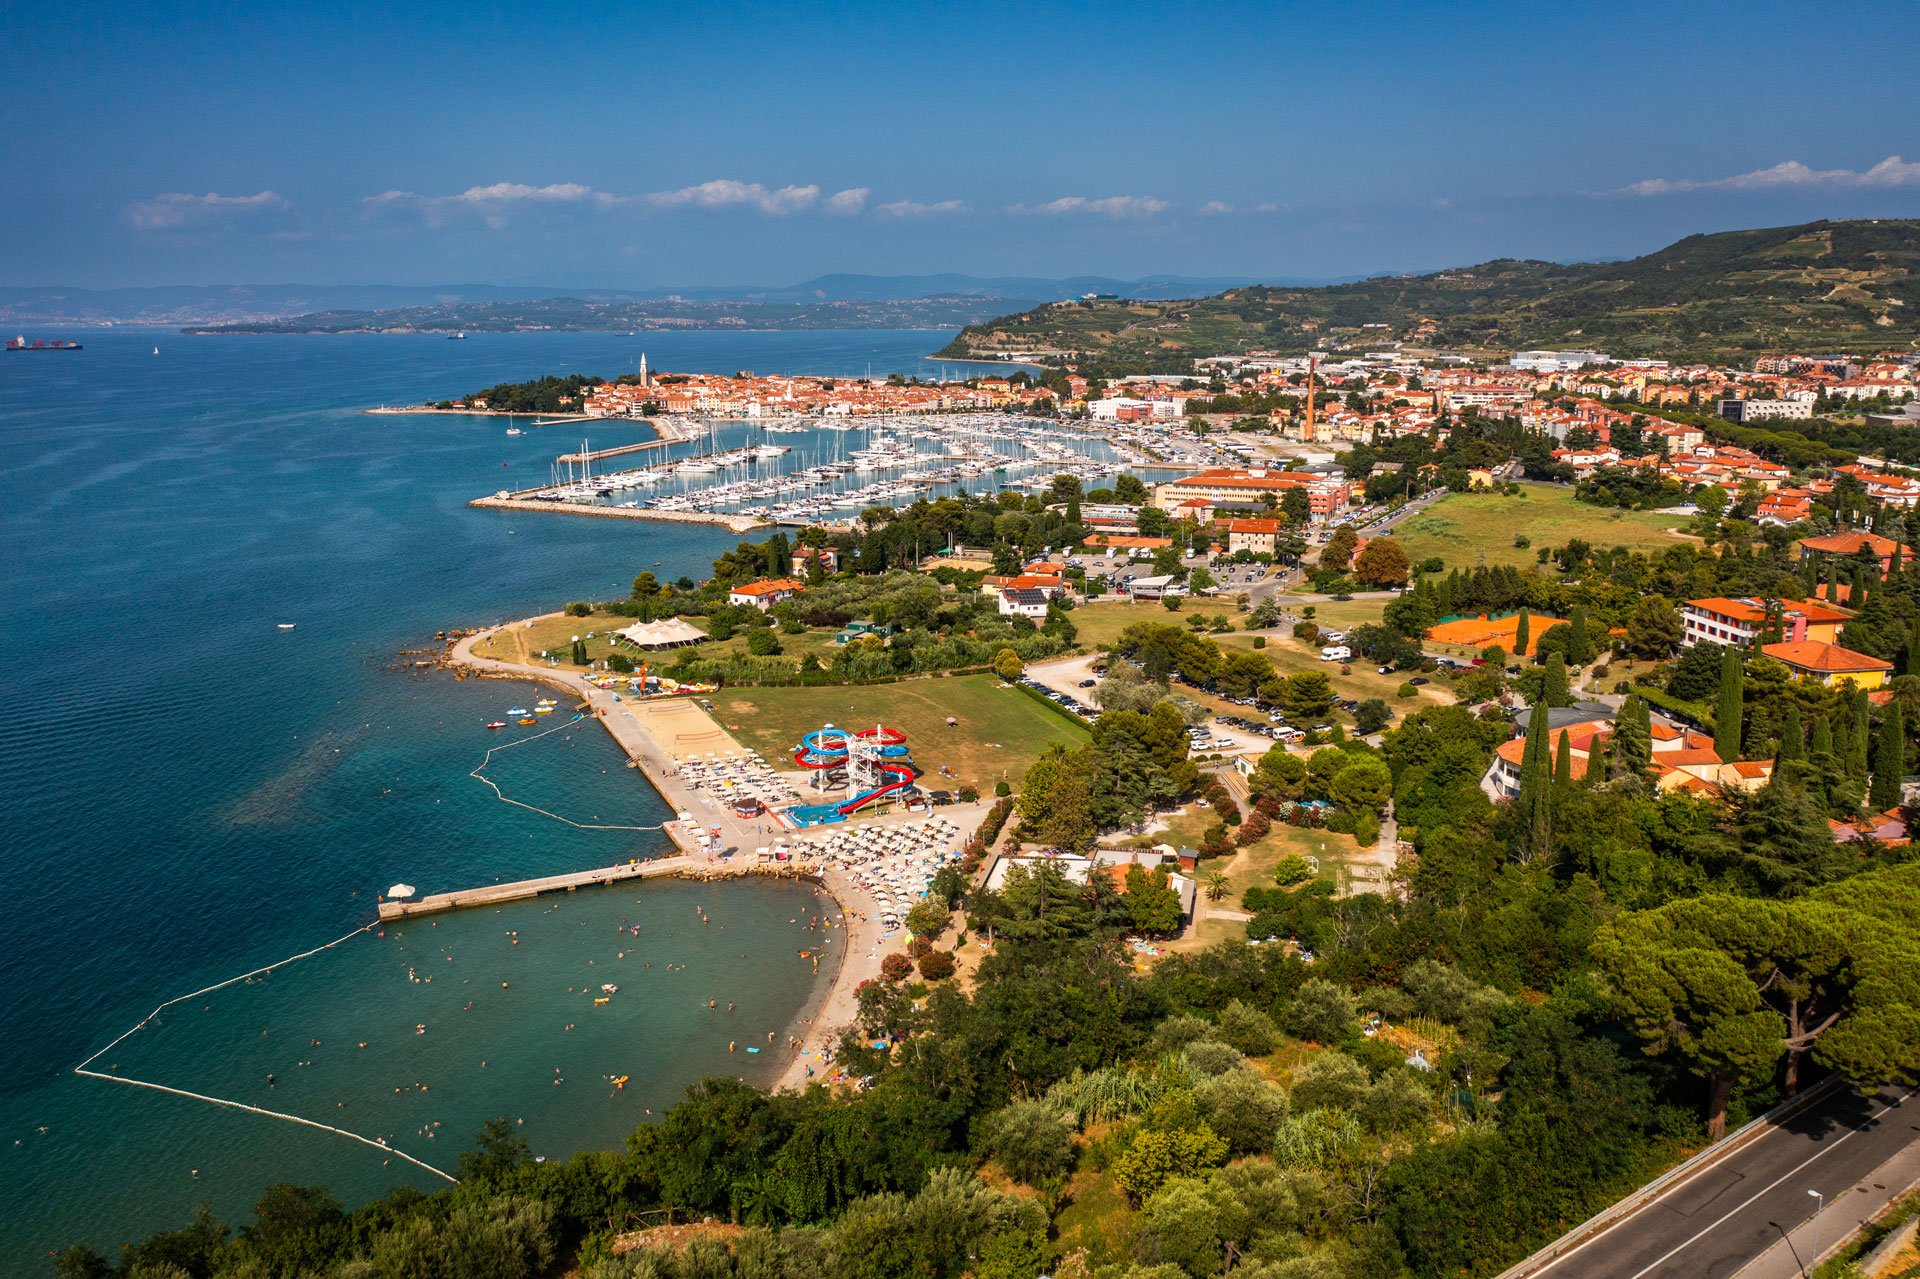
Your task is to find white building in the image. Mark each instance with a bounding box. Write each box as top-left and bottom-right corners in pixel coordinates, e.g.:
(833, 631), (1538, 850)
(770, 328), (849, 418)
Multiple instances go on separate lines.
(1511, 349), (1612, 372)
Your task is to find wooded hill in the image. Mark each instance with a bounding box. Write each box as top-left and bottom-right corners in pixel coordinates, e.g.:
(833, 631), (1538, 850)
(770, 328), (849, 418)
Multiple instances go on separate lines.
(934, 219), (1920, 366)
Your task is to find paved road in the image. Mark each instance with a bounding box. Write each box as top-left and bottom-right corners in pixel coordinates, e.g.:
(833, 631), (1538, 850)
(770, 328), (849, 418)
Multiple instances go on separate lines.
(1526, 1083), (1919, 1279)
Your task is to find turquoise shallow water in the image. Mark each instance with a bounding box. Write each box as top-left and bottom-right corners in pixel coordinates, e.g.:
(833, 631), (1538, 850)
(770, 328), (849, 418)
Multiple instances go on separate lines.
(0, 330), (954, 1270)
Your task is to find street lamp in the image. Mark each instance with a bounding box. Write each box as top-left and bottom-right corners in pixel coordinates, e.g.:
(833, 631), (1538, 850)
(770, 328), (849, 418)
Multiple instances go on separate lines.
(1806, 1189), (1824, 1277)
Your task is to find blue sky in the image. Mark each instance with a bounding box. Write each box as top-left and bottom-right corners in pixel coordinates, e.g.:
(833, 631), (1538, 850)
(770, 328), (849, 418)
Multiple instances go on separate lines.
(5, 0), (1918, 288)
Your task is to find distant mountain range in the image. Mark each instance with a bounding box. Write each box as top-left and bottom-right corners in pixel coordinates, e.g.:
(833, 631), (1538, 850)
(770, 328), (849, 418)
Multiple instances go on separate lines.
(0, 273), (1360, 328)
(935, 219), (1920, 366)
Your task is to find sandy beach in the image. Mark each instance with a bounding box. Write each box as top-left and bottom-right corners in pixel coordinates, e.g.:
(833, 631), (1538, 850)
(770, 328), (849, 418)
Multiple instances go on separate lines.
(448, 621), (976, 1094)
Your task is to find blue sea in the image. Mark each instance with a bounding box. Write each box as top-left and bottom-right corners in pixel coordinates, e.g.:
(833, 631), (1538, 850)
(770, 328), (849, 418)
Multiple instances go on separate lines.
(0, 330), (973, 1270)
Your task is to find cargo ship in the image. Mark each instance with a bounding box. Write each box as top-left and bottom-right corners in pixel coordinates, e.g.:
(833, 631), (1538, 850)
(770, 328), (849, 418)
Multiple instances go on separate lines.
(7, 336), (84, 351)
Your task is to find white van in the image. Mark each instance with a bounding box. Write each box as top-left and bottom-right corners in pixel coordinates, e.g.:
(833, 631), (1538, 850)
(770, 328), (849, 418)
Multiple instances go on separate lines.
(1319, 645), (1352, 662)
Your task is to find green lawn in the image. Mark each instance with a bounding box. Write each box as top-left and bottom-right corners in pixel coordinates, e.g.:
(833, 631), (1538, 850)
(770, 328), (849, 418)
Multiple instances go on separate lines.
(1394, 483), (1692, 571)
(1068, 599), (1249, 649)
(705, 674), (1087, 793)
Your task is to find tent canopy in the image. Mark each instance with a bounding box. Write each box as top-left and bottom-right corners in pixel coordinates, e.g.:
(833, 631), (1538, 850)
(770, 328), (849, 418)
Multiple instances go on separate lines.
(615, 618), (708, 649)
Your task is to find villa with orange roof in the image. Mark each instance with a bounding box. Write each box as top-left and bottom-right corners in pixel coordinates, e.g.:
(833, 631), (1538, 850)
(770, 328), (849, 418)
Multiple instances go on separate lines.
(1681, 596), (1851, 648)
(1759, 640), (1893, 689)
(726, 578), (805, 610)
(1796, 530), (1913, 577)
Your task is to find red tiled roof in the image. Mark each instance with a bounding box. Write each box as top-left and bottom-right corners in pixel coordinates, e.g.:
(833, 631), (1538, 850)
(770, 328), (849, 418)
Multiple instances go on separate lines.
(1688, 597), (1853, 625)
(1761, 640), (1894, 674)
(731, 578), (804, 596)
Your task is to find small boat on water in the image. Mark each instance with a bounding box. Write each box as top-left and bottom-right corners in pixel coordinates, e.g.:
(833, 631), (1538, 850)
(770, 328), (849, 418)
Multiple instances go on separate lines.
(600, 983), (618, 994)
(506, 428), (522, 435)
(517, 716), (537, 725)
(277, 623), (296, 629)
(593, 997), (609, 1005)
(534, 705), (554, 714)
(507, 707), (529, 716)
(486, 721), (507, 730)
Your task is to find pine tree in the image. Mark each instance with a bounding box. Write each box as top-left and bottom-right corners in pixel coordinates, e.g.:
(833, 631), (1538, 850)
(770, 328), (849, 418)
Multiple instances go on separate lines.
(1543, 654), (1571, 708)
(1870, 704), (1905, 812)
(1515, 608), (1531, 657)
(1714, 647), (1744, 763)
(1778, 702), (1804, 764)
(1569, 607), (1589, 665)
(1554, 730), (1572, 784)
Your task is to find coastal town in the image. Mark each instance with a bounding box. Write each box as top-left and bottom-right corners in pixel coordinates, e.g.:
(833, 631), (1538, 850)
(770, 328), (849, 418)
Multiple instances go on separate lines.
(29, 0), (1920, 1271)
(411, 335), (1920, 1124)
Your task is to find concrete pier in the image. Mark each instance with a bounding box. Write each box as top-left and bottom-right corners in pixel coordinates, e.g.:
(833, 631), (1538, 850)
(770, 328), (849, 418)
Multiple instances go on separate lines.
(466, 495), (768, 532)
(378, 857), (694, 920)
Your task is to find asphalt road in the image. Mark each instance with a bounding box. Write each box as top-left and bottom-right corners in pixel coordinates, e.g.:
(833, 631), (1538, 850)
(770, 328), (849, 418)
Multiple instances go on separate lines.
(1527, 1083), (1920, 1279)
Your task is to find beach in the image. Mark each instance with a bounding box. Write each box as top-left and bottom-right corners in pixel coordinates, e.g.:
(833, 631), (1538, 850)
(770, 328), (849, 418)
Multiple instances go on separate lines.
(448, 620), (977, 1092)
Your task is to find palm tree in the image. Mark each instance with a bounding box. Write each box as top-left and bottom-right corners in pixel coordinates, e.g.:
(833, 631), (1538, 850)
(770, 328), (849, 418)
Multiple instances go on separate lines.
(1204, 871), (1231, 902)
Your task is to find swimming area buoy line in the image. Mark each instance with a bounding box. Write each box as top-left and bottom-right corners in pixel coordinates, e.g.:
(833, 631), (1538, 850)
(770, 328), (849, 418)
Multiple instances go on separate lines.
(72, 922), (460, 1184)
(469, 713), (669, 832)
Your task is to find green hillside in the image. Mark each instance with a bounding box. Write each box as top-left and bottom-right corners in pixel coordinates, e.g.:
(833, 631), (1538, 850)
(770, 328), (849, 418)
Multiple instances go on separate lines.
(935, 219), (1920, 365)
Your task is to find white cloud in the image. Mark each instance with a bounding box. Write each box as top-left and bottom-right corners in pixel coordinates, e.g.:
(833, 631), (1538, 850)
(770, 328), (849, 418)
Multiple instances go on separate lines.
(452, 181), (599, 205)
(642, 179), (821, 215)
(875, 199), (968, 217)
(1615, 155), (1920, 196)
(1253, 202), (1279, 213)
(823, 187), (870, 215)
(126, 190), (290, 229)
(1020, 195), (1170, 218)
(1198, 201), (1235, 215)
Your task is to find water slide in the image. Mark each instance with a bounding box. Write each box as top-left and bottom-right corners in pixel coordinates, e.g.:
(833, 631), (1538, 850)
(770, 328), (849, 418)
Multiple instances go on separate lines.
(788, 726), (916, 823)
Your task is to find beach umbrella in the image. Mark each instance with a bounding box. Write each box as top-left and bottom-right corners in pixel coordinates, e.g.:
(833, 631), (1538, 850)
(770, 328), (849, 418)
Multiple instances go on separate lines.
(387, 884), (416, 899)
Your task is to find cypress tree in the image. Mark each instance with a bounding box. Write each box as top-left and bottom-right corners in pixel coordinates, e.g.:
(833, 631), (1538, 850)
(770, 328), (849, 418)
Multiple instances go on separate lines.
(1810, 714), (1834, 759)
(1714, 647), (1744, 763)
(1555, 730), (1572, 784)
(1515, 608), (1531, 657)
(1611, 694), (1652, 785)
(1588, 729), (1610, 786)
(1543, 654), (1571, 707)
(1778, 702), (1804, 763)
(1871, 703), (1905, 812)
(1801, 551), (1818, 596)
(1516, 701), (1554, 862)
(1569, 606), (1589, 665)
(1905, 622), (1920, 678)
(1849, 686), (1872, 778)
(1853, 565), (1869, 607)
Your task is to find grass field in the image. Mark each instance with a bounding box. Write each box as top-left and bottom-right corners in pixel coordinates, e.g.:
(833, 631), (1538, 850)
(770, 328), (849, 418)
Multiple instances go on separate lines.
(1394, 483), (1691, 571)
(705, 674), (1087, 793)
(471, 610), (849, 671)
(1214, 628), (1453, 716)
(472, 610), (631, 667)
(1068, 599), (1251, 650)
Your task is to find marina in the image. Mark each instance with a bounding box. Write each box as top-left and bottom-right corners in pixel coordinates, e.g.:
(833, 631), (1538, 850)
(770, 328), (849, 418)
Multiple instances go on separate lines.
(479, 412), (1198, 528)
